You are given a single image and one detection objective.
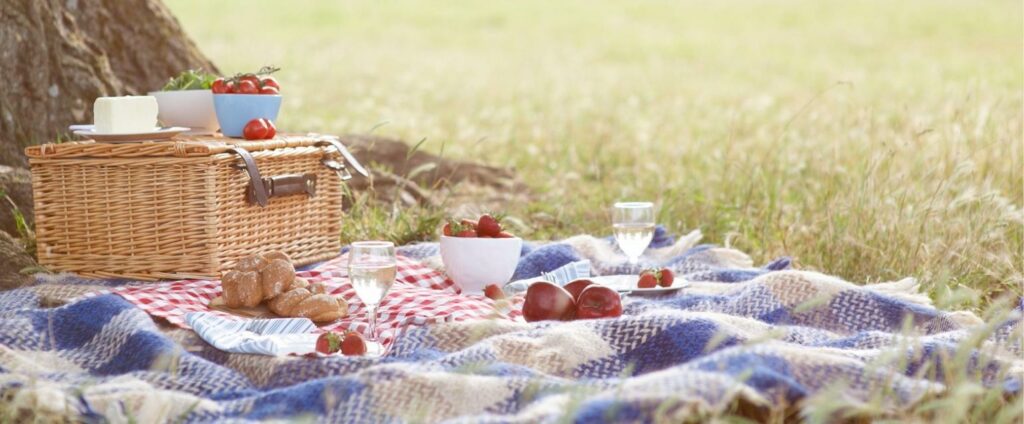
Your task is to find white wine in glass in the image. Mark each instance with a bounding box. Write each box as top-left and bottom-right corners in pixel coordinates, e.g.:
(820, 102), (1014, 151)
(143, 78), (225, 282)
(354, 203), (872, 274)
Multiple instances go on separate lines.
(613, 202), (655, 265)
(348, 241), (397, 356)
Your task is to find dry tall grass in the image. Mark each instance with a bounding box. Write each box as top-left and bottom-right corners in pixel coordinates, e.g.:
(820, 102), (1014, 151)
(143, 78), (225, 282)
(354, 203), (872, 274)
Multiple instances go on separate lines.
(168, 0), (1021, 309)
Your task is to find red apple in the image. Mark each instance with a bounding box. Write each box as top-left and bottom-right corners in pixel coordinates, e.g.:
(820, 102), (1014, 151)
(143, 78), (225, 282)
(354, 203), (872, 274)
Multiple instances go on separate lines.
(563, 279), (594, 301)
(523, 281), (576, 322)
(575, 285), (623, 320)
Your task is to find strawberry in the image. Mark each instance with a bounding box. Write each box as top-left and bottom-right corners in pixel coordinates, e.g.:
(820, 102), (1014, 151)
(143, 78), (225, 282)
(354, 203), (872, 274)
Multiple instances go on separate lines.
(637, 273), (658, 288)
(496, 231), (515, 238)
(315, 332), (342, 354)
(484, 283), (505, 300)
(658, 268), (674, 287)
(443, 218), (474, 237)
(341, 331), (367, 356)
(476, 214), (502, 238)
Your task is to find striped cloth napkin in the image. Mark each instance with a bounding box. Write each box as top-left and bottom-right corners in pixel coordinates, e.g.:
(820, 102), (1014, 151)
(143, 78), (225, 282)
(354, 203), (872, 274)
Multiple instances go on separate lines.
(185, 312), (320, 356)
(503, 260), (591, 294)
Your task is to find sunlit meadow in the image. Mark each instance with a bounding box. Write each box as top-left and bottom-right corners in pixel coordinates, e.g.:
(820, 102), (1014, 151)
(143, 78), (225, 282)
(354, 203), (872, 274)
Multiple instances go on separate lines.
(167, 1), (1021, 308)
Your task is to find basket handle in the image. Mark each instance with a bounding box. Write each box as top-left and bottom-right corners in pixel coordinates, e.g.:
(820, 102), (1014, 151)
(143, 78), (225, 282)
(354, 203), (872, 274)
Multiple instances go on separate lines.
(226, 147), (270, 207)
(246, 174), (317, 205)
(225, 146), (338, 208)
(314, 138), (369, 177)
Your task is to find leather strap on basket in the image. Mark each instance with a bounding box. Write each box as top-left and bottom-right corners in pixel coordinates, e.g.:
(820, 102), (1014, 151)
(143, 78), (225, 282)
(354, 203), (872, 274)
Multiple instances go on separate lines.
(228, 140), (363, 208)
(225, 147), (270, 207)
(314, 138), (369, 177)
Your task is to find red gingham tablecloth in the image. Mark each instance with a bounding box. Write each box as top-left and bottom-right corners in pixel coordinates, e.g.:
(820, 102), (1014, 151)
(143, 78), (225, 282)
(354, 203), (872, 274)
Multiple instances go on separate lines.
(112, 254), (524, 345)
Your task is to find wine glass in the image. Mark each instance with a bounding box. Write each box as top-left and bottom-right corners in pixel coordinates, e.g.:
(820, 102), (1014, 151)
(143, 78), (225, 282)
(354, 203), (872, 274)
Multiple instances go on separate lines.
(348, 241), (397, 355)
(612, 202), (655, 265)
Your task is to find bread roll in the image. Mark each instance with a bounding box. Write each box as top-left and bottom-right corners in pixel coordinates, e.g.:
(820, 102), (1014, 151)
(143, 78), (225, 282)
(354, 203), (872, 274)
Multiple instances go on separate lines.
(309, 298), (349, 322)
(220, 251), (347, 322)
(290, 294), (344, 322)
(291, 277), (310, 290)
(221, 270), (262, 308)
(268, 287), (310, 316)
(261, 251), (291, 264)
(308, 282), (327, 295)
(261, 259), (294, 298)
(235, 255), (266, 273)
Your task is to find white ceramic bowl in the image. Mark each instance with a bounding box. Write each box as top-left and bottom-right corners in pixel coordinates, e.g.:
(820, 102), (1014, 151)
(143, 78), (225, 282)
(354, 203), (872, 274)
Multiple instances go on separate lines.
(440, 236), (523, 294)
(148, 90), (218, 134)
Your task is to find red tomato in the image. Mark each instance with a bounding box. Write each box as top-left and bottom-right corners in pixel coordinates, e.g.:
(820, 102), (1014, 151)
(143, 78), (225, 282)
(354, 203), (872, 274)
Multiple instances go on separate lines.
(239, 74), (261, 87)
(242, 118), (270, 140)
(259, 86), (279, 95)
(236, 80), (259, 94)
(575, 285), (622, 320)
(260, 76), (280, 91)
(211, 78), (230, 94)
(264, 119), (277, 138)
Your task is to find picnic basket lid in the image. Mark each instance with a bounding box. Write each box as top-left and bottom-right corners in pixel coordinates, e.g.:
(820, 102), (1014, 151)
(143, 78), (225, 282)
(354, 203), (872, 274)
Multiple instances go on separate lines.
(25, 134), (340, 159)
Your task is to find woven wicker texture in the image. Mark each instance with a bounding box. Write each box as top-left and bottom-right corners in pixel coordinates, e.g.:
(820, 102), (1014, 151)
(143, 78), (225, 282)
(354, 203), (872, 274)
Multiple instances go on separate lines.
(28, 135), (346, 280)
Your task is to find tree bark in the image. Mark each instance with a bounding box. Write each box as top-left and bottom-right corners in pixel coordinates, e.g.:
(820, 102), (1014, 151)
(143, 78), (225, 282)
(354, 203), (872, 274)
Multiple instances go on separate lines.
(0, 0), (217, 167)
(0, 0), (523, 239)
(0, 231), (36, 290)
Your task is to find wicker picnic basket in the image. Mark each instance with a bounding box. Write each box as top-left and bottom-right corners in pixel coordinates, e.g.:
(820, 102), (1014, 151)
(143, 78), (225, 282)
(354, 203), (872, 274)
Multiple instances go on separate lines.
(25, 134), (365, 280)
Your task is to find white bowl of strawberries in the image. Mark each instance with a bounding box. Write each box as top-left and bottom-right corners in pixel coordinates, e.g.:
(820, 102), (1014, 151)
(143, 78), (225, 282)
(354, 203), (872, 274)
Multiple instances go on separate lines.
(440, 214), (522, 295)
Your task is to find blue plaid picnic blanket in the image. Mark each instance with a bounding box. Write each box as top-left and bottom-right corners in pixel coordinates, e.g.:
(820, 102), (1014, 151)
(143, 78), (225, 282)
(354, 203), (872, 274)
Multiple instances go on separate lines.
(0, 227), (1018, 422)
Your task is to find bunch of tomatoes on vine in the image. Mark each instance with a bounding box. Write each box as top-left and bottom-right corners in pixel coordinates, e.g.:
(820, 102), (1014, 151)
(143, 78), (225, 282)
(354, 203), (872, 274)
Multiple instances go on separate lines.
(211, 66), (281, 95)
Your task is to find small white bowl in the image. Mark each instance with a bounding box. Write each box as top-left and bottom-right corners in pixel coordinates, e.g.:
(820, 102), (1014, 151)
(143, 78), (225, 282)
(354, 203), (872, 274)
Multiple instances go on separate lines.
(148, 90), (219, 134)
(440, 236), (522, 294)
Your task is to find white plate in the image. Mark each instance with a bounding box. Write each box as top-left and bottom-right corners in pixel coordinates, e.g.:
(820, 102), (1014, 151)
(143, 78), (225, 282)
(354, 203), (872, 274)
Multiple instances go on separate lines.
(589, 274), (688, 295)
(71, 125), (190, 143)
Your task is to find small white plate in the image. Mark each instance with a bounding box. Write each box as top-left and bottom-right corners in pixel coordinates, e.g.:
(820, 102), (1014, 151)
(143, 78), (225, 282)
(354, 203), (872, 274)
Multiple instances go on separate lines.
(70, 125), (190, 143)
(589, 275), (687, 295)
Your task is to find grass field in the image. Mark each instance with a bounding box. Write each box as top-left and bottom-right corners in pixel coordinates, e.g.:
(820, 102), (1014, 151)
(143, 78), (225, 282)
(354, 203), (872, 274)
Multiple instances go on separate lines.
(167, 0), (1022, 308)
(164, 1), (1023, 420)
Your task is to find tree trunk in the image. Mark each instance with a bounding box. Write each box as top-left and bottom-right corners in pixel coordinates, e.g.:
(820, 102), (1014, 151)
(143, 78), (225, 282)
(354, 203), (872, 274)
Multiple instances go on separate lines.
(0, 0), (218, 168)
(0, 0), (523, 239)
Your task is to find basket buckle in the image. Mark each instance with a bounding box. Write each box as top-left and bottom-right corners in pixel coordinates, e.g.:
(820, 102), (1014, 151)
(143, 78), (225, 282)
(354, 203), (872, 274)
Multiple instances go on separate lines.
(321, 158), (353, 181)
(313, 137), (368, 178)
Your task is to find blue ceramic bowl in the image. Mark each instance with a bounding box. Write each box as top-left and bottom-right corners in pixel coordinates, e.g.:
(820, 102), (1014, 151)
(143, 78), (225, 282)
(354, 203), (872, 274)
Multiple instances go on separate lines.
(213, 94), (282, 137)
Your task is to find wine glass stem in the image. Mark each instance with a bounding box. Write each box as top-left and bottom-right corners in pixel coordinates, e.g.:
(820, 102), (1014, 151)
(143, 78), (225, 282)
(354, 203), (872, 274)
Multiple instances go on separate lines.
(366, 304), (377, 341)
(628, 256), (639, 266)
